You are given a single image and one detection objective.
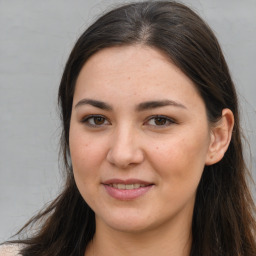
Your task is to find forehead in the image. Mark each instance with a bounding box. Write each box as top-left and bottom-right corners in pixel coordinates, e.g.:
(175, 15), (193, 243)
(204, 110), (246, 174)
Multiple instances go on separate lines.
(74, 45), (204, 110)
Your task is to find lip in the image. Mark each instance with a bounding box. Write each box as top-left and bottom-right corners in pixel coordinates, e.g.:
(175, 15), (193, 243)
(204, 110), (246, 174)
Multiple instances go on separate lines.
(102, 179), (154, 200)
(103, 178), (153, 185)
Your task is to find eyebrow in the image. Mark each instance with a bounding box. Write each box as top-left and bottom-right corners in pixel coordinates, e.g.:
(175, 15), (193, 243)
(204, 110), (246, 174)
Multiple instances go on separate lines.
(74, 98), (186, 111)
(136, 100), (187, 111)
(75, 99), (112, 110)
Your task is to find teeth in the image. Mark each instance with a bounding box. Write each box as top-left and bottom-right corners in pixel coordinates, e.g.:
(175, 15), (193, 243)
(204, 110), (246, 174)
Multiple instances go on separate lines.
(125, 184), (134, 189)
(111, 184), (147, 190)
(133, 184), (140, 189)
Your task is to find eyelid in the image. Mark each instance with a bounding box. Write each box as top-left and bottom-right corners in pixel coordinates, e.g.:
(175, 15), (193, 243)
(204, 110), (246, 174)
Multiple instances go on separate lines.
(81, 114), (111, 127)
(144, 115), (177, 127)
(80, 114), (176, 128)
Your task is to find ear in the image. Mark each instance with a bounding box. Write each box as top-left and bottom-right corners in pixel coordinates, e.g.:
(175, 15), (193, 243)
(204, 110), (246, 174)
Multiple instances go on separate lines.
(205, 108), (234, 165)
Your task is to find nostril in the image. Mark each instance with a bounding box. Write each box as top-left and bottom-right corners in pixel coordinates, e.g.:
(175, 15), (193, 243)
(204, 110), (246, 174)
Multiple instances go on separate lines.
(106, 147), (144, 168)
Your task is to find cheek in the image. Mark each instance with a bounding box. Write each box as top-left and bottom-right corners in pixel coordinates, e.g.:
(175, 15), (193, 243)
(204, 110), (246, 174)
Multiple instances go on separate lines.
(69, 131), (104, 205)
(69, 128), (106, 171)
(149, 133), (209, 183)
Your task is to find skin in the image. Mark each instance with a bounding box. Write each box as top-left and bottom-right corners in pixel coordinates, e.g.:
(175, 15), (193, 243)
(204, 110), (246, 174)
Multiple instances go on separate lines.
(69, 45), (234, 256)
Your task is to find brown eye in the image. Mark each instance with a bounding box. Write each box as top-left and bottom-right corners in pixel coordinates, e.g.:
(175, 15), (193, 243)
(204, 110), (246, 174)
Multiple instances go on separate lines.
(94, 116), (105, 125)
(154, 117), (167, 126)
(82, 115), (110, 127)
(146, 115), (175, 127)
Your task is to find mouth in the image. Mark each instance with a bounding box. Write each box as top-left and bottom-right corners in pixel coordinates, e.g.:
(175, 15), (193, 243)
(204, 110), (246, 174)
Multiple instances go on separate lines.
(108, 183), (148, 190)
(102, 179), (154, 200)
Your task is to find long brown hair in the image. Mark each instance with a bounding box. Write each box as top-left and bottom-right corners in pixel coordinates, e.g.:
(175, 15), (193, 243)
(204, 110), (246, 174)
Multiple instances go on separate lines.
(10, 1), (256, 255)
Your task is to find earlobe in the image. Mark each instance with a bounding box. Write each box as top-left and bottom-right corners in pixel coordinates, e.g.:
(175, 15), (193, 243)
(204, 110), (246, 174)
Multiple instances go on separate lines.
(205, 108), (234, 165)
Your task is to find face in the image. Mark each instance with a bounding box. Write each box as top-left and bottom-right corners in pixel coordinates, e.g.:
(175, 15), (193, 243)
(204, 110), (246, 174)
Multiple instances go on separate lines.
(69, 45), (213, 234)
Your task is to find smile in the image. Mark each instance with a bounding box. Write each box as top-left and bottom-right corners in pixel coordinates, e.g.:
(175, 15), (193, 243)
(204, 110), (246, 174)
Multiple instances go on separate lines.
(108, 184), (147, 190)
(102, 179), (154, 200)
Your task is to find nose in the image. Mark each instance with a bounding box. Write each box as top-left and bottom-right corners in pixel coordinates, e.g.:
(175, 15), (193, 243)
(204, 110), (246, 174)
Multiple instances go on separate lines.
(106, 126), (144, 169)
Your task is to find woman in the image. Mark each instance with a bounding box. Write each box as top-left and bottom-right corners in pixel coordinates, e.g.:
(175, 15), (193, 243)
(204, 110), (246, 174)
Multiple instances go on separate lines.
(1, 1), (255, 255)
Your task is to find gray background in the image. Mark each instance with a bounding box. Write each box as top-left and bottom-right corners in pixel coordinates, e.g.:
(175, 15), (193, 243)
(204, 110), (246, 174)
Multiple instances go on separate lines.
(0, 0), (255, 242)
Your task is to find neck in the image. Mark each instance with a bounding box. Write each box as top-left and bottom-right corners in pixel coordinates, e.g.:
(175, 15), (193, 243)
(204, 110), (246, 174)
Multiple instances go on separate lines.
(85, 215), (192, 256)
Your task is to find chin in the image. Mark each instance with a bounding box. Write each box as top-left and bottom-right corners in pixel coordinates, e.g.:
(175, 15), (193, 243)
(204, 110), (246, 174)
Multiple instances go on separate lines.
(108, 221), (153, 234)
(97, 211), (157, 233)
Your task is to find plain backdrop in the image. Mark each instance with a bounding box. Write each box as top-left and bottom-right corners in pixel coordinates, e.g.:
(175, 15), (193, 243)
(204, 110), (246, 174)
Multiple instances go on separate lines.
(0, 0), (255, 242)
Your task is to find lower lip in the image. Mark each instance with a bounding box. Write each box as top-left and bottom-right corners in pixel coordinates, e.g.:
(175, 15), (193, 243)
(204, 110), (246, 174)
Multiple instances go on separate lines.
(103, 185), (153, 200)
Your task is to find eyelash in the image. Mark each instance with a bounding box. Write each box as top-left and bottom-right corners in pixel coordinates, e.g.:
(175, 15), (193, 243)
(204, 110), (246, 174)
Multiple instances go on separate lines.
(81, 115), (176, 128)
(145, 115), (176, 128)
(81, 115), (111, 127)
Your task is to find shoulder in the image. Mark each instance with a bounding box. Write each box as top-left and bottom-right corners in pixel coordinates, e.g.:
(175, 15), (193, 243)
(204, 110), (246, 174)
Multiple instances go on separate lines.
(0, 244), (22, 256)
